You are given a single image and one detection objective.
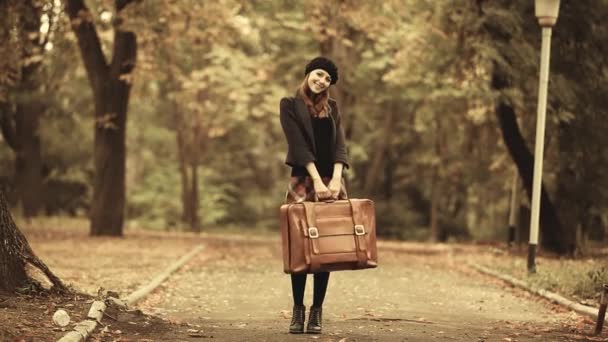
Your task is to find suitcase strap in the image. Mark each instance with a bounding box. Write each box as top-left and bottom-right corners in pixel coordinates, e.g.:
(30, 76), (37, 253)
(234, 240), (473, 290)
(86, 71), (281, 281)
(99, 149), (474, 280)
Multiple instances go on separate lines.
(302, 201), (369, 270)
(302, 202), (322, 271)
(298, 219), (312, 265)
(348, 200), (370, 267)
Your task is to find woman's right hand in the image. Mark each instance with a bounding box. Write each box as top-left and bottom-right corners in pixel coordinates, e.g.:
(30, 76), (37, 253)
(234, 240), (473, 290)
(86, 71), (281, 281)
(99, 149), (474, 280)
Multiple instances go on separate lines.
(312, 178), (332, 200)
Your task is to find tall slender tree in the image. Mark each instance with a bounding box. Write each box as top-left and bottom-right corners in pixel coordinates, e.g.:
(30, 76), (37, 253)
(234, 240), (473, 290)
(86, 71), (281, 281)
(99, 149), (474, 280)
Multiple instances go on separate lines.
(65, 0), (137, 236)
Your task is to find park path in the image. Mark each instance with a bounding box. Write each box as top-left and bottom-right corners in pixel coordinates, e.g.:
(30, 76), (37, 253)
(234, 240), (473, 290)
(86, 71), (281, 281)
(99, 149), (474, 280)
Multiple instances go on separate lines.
(133, 236), (586, 342)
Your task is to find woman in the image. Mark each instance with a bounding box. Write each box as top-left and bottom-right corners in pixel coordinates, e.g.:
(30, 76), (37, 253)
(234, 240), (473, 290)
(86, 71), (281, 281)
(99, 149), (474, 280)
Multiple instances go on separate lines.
(279, 56), (349, 334)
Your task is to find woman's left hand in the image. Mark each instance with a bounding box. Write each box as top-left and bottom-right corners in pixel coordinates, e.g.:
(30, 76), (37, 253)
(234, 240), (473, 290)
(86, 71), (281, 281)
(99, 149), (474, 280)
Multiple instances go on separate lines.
(327, 177), (342, 199)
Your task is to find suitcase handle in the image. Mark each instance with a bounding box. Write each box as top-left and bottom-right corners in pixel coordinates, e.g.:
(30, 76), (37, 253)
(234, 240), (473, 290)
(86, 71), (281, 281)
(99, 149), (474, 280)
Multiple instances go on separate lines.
(313, 193), (336, 203)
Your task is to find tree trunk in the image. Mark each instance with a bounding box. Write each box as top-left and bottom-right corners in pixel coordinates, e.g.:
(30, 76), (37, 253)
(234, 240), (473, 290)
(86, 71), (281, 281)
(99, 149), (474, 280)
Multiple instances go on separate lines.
(189, 164), (201, 232)
(176, 125), (191, 224)
(555, 123), (593, 252)
(66, 0), (137, 236)
(429, 110), (446, 242)
(507, 170), (520, 248)
(89, 79), (130, 236)
(0, 190), (66, 293)
(492, 68), (572, 255)
(14, 100), (43, 217)
(383, 150), (394, 200)
(429, 167), (440, 242)
(9, 0), (44, 217)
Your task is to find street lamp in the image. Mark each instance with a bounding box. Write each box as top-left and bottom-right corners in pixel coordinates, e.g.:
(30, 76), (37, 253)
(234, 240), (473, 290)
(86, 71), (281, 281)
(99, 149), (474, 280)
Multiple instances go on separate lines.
(528, 0), (560, 274)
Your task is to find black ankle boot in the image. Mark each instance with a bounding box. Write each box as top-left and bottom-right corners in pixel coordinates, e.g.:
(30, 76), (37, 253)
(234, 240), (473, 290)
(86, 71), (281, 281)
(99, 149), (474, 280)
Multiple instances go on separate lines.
(289, 305), (305, 334)
(306, 306), (322, 334)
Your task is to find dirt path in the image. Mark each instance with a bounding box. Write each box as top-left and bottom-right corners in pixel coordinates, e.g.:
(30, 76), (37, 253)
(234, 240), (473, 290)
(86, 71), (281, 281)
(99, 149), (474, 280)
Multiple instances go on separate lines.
(125, 237), (593, 342)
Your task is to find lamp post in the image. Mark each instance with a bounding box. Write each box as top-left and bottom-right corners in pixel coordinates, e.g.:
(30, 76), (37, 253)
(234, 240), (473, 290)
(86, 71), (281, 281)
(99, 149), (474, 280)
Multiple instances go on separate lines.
(528, 0), (560, 274)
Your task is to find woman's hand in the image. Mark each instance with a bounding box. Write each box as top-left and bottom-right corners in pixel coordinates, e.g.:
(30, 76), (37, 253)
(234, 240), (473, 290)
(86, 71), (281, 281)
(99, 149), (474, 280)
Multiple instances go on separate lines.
(327, 177), (341, 199)
(313, 178), (332, 200)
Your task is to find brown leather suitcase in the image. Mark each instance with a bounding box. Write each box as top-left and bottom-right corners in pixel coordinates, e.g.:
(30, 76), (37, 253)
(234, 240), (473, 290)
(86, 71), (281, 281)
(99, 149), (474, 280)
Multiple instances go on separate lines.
(280, 199), (378, 274)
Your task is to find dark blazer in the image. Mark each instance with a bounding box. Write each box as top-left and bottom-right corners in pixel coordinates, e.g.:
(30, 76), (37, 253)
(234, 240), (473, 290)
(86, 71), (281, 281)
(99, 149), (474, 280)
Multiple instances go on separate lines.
(279, 96), (349, 170)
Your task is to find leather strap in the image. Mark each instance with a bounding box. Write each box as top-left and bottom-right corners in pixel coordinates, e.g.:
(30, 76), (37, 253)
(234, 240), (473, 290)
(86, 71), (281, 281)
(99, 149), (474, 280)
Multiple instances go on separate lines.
(302, 201), (316, 229)
(349, 199), (369, 268)
(299, 219), (311, 266)
(302, 202), (322, 272)
(302, 202), (320, 253)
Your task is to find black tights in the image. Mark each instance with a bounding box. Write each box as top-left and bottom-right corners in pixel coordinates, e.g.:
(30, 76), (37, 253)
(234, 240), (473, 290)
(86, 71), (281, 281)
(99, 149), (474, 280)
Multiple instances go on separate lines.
(290, 272), (330, 308)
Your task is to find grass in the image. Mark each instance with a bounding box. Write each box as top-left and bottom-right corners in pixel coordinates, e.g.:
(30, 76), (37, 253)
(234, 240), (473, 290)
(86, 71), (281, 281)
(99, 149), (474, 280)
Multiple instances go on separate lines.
(475, 250), (608, 305)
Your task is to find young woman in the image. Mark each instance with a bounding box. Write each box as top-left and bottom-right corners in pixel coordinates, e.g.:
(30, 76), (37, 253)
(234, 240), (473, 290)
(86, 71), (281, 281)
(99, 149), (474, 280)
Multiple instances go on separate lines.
(279, 56), (349, 334)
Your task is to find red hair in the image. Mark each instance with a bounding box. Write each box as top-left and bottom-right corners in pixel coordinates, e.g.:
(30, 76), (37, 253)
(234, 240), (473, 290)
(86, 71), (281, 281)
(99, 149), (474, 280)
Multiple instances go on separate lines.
(297, 75), (331, 118)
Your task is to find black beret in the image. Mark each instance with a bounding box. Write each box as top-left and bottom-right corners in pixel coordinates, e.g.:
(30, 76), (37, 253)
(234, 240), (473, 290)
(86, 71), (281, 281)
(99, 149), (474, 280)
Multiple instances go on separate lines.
(304, 56), (338, 85)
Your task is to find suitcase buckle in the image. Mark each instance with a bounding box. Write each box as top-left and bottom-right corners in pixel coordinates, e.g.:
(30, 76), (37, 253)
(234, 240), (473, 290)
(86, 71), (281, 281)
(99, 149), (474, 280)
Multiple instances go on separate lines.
(308, 227), (319, 239)
(354, 225), (366, 236)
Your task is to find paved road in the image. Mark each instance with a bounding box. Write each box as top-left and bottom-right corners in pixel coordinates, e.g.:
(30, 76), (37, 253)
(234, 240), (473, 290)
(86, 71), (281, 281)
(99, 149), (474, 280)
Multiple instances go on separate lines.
(137, 237), (585, 341)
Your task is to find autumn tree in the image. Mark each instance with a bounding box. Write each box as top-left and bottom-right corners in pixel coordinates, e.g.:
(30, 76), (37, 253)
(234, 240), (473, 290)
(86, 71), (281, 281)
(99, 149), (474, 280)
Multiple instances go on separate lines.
(549, 1), (608, 252)
(65, 0), (138, 236)
(0, 1), (60, 217)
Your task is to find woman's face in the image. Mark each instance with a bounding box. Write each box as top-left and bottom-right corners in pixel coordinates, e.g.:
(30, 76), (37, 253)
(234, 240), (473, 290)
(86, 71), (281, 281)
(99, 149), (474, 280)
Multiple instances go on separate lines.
(307, 69), (332, 94)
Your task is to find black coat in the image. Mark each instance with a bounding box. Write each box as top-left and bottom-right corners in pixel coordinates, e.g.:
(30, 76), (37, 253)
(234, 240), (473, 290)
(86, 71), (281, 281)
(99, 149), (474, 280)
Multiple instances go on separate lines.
(279, 96), (349, 170)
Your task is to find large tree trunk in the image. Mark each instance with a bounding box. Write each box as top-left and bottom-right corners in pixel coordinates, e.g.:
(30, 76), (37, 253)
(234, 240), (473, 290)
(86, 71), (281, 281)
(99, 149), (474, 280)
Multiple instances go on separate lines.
(0, 190), (66, 293)
(492, 68), (572, 255)
(66, 0), (137, 236)
(89, 65), (131, 236)
(5, 1), (45, 217)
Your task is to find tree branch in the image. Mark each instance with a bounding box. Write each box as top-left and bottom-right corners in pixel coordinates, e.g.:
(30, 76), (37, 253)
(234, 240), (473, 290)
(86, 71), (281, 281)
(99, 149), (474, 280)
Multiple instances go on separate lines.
(65, 0), (109, 92)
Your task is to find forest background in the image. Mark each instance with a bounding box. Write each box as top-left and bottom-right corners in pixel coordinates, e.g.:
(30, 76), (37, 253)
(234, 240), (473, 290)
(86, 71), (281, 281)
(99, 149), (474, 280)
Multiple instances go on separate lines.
(1, 0), (607, 257)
